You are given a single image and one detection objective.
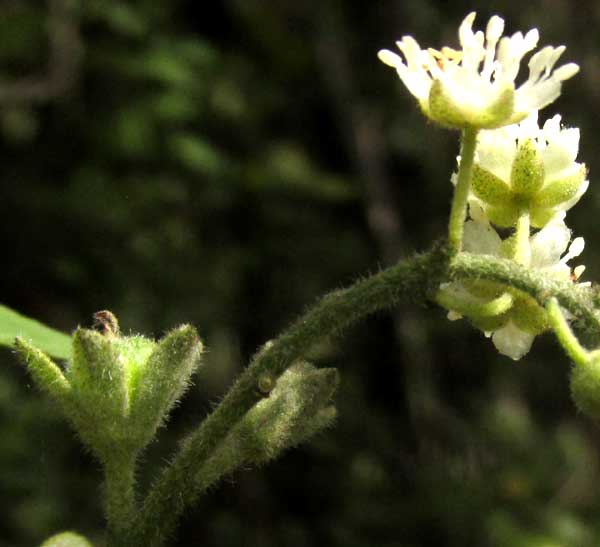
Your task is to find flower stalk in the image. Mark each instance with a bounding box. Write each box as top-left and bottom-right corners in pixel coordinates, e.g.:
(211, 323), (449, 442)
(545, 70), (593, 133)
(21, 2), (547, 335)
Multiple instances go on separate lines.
(448, 128), (478, 253)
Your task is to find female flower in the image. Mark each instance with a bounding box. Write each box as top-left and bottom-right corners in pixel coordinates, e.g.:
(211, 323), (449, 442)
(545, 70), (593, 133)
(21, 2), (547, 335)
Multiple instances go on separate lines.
(378, 12), (579, 129)
(438, 218), (585, 360)
(468, 112), (588, 228)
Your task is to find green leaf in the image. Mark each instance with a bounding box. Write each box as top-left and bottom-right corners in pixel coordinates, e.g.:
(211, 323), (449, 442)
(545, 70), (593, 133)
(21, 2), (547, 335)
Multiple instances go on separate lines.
(0, 304), (71, 359)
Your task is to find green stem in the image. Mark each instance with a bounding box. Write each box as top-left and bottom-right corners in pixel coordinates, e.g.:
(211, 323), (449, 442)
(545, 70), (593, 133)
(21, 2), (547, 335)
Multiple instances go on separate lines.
(448, 128), (478, 253)
(133, 247), (600, 546)
(132, 244), (452, 546)
(104, 456), (137, 547)
(513, 209), (531, 266)
(546, 298), (589, 366)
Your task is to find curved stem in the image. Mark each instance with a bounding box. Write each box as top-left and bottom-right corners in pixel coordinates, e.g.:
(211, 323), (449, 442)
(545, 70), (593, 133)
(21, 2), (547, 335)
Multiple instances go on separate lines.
(133, 246), (600, 546)
(448, 128), (478, 254)
(133, 244), (452, 546)
(546, 298), (589, 366)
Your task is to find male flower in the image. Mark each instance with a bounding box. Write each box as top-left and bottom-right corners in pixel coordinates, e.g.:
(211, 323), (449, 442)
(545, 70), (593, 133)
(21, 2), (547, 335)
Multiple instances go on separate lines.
(378, 12), (578, 129)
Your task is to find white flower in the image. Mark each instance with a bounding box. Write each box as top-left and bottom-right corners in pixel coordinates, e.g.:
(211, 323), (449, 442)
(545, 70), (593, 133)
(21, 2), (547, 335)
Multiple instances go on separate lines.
(468, 111), (588, 228)
(378, 12), (579, 129)
(446, 218), (585, 360)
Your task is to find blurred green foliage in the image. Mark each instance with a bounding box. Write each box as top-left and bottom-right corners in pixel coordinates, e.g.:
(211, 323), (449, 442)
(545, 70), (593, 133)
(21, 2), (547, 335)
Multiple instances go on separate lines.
(2, 1), (600, 546)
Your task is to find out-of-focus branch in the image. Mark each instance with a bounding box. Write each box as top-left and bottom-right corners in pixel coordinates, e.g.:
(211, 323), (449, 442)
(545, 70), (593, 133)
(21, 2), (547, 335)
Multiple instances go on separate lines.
(314, 15), (405, 262)
(0, 0), (82, 104)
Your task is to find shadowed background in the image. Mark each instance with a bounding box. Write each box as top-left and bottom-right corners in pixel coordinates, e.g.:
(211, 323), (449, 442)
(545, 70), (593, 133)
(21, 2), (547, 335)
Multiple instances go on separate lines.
(1, 1), (600, 546)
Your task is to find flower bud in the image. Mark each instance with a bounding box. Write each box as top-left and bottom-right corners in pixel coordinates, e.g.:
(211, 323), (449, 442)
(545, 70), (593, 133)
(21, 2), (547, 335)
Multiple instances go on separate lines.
(41, 531), (94, 547)
(16, 313), (203, 464)
(570, 355), (600, 420)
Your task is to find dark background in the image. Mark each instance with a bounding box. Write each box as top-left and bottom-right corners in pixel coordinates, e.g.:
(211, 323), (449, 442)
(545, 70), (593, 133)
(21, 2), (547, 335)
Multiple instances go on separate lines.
(2, 1), (600, 546)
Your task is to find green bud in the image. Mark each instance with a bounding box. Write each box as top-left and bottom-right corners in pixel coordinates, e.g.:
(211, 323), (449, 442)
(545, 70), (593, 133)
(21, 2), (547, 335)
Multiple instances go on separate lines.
(468, 313), (510, 333)
(485, 204), (520, 228)
(222, 362), (338, 465)
(41, 531), (94, 547)
(510, 139), (545, 197)
(17, 313), (203, 464)
(571, 357), (600, 421)
(462, 279), (506, 299)
(427, 79), (515, 129)
(510, 295), (548, 335)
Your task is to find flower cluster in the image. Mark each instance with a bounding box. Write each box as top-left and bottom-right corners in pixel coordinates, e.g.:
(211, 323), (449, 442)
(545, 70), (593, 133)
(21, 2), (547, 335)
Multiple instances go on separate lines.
(439, 216), (585, 360)
(380, 13), (587, 359)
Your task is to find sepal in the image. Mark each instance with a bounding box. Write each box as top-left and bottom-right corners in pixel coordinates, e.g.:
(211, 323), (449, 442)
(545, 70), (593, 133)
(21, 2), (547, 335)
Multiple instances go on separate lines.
(533, 164), (587, 207)
(427, 79), (515, 129)
(128, 325), (203, 446)
(15, 337), (71, 403)
(471, 165), (512, 206)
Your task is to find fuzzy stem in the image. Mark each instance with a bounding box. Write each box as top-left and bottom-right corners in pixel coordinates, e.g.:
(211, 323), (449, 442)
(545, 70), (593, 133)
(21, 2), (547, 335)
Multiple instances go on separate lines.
(132, 244), (452, 546)
(513, 209), (531, 266)
(105, 456), (137, 547)
(448, 128), (478, 253)
(132, 247), (600, 546)
(546, 298), (589, 366)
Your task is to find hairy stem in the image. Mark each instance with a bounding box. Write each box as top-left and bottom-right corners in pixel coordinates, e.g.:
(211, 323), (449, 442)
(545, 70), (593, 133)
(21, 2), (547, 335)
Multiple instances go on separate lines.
(448, 128), (478, 253)
(105, 456), (137, 547)
(546, 298), (589, 366)
(133, 247), (599, 546)
(133, 244), (451, 546)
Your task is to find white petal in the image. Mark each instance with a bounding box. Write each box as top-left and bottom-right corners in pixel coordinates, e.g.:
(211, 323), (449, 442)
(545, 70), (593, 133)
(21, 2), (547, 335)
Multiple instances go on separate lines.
(574, 265), (586, 279)
(530, 220), (571, 267)
(477, 126), (517, 181)
(542, 128), (580, 179)
(492, 322), (535, 360)
(554, 63), (579, 81)
(463, 220), (502, 255)
(563, 236), (585, 261)
(378, 49), (403, 68)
